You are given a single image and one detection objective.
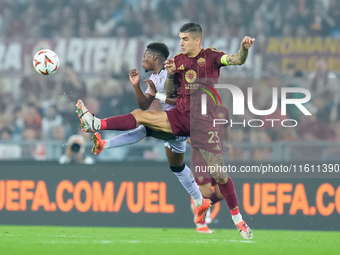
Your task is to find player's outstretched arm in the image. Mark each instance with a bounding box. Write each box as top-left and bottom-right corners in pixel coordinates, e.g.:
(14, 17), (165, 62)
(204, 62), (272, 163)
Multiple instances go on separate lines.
(223, 36), (255, 66)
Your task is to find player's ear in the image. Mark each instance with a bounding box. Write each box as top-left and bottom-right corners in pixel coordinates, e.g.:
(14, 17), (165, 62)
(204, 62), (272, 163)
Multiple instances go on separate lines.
(152, 54), (157, 61)
(195, 37), (201, 45)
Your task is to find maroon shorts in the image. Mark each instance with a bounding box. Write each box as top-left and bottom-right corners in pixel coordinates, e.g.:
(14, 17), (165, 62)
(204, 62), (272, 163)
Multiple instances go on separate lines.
(190, 117), (223, 155)
(166, 108), (190, 136)
(166, 107), (223, 154)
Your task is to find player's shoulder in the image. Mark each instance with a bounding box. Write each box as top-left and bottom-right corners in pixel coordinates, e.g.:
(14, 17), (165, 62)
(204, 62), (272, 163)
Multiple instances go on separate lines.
(205, 47), (225, 54)
(159, 68), (168, 78)
(174, 52), (185, 60)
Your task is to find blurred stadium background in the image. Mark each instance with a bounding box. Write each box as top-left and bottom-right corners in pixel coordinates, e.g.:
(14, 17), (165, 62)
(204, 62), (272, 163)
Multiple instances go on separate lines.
(1, 0), (340, 162)
(0, 0), (340, 236)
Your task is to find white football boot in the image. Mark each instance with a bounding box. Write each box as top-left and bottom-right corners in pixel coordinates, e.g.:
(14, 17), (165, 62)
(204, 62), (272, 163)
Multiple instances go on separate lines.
(235, 221), (253, 239)
(76, 99), (101, 132)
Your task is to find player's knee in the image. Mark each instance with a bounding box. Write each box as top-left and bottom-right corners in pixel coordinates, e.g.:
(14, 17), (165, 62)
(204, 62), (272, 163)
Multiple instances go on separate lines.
(215, 175), (229, 184)
(131, 109), (142, 115)
(131, 109), (144, 125)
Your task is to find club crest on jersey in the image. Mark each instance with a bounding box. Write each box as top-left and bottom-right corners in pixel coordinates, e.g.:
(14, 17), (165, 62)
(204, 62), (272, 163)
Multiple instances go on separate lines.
(185, 70), (197, 83)
(197, 57), (205, 67)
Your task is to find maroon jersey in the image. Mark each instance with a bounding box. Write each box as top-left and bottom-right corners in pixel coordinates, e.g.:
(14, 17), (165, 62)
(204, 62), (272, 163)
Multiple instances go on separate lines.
(174, 48), (225, 113)
(166, 47), (226, 154)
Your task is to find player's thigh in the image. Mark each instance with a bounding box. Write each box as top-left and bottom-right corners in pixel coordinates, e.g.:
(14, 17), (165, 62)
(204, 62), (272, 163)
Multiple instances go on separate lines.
(132, 110), (172, 133)
(165, 146), (184, 167)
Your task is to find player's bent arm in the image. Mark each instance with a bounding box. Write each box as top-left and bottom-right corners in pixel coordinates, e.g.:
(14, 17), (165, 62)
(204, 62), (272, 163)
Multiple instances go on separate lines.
(165, 96), (177, 106)
(221, 48), (248, 66)
(164, 74), (179, 97)
(222, 37), (255, 66)
(134, 85), (154, 110)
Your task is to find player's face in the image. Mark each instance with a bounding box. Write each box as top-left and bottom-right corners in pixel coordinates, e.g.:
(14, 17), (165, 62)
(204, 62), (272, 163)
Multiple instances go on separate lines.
(179, 32), (200, 56)
(141, 50), (154, 72)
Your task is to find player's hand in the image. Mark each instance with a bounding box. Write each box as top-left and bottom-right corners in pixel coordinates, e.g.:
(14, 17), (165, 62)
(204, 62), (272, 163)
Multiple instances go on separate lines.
(165, 58), (176, 75)
(241, 36), (255, 50)
(144, 79), (157, 96)
(129, 69), (140, 87)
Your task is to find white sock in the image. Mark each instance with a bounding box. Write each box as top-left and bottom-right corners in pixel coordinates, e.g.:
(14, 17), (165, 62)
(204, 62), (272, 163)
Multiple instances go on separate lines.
(172, 165), (203, 207)
(106, 125), (147, 149)
(232, 213), (243, 225)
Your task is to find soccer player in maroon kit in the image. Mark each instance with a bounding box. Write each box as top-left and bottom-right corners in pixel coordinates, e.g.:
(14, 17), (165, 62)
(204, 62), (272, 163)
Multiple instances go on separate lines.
(76, 23), (254, 239)
(190, 104), (233, 233)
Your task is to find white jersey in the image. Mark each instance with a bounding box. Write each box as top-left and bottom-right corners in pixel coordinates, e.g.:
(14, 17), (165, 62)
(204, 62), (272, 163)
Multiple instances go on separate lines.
(144, 69), (188, 153)
(145, 69), (174, 111)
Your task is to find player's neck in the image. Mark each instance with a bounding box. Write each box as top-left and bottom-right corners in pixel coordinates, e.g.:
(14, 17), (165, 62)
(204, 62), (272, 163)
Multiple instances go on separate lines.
(187, 46), (202, 58)
(153, 65), (163, 74)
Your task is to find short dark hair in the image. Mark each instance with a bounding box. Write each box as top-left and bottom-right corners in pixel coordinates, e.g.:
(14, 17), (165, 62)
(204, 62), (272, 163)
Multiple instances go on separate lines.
(180, 22), (203, 37)
(146, 42), (170, 60)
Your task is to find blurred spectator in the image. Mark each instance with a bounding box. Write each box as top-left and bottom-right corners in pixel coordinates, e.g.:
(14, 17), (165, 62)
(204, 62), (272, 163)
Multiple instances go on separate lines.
(45, 125), (66, 160)
(0, 127), (21, 159)
(309, 58), (338, 100)
(114, 6), (142, 37)
(329, 0), (340, 36)
(21, 104), (42, 138)
(94, 7), (116, 37)
(60, 62), (87, 102)
(299, 108), (335, 141)
(309, 1), (335, 36)
(157, 0), (175, 22)
(59, 134), (94, 164)
(97, 80), (121, 118)
(170, 8), (190, 37)
(41, 105), (63, 140)
(0, 127), (12, 140)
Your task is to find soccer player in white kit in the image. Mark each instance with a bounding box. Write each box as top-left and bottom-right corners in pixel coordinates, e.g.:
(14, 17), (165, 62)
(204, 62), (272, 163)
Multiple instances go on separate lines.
(89, 42), (212, 230)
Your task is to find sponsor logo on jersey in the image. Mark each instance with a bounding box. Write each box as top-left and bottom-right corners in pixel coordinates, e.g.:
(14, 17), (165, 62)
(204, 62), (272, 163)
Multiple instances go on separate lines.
(185, 70), (197, 83)
(177, 64), (184, 70)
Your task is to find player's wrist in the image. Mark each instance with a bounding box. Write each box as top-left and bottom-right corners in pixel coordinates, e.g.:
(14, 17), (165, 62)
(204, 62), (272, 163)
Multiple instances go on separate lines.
(155, 92), (166, 103)
(132, 83), (141, 89)
(167, 73), (175, 78)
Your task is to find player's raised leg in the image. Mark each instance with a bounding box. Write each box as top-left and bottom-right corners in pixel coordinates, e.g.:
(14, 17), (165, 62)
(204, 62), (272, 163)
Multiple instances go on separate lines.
(76, 99), (172, 133)
(92, 125), (147, 155)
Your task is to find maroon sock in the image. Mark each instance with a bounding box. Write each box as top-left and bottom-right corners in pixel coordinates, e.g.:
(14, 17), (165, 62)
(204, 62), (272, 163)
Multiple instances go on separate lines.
(209, 192), (224, 205)
(101, 114), (137, 131)
(217, 177), (239, 211)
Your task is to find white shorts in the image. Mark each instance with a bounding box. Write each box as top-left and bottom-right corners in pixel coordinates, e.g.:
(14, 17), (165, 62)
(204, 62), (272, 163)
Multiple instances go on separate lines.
(164, 136), (188, 153)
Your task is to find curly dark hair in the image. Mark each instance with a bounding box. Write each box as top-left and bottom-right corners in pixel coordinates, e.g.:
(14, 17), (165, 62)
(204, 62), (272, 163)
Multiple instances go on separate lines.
(146, 42), (170, 60)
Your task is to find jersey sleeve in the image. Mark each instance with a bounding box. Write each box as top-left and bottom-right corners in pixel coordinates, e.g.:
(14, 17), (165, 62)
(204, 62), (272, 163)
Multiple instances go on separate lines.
(208, 47), (226, 67)
(144, 70), (168, 95)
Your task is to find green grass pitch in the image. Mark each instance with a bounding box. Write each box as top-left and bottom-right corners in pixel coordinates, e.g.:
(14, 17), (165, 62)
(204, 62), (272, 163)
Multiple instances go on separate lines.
(0, 226), (339, 255)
